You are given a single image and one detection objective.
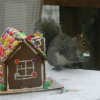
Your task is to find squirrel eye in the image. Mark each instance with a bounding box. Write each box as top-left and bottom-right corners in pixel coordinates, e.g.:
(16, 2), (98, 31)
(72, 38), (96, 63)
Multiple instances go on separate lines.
(82, 43), (86, 47)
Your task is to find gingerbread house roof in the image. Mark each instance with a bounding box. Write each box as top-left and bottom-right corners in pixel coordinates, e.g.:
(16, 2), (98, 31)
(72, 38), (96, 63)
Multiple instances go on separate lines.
(0, 27), (47, 63)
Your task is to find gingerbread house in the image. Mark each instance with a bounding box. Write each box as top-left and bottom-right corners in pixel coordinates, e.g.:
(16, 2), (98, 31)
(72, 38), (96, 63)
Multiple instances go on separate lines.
(0, 27), (47, 91)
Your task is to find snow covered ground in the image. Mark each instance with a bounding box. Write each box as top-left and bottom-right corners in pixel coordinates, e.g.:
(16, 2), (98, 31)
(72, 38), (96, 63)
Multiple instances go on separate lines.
(1, 61), (100, 100)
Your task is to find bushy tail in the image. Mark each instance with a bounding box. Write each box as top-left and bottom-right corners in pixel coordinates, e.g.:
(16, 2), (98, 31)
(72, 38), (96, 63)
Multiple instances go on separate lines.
(33, 18), (62, 53)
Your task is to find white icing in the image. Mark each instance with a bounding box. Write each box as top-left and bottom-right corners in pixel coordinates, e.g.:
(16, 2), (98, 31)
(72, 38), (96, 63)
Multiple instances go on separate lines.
(7, 63), (44, 90)
(24, 39), (38, 54)
(36, 38), (42, 47)
(9, 46), (21, 59)
(14, 59), (37, 80)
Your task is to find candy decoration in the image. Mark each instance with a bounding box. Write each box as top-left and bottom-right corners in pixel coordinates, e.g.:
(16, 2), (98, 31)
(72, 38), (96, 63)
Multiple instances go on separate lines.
(44, 81), (50, 89)
(0, 81), (2, 83)
(37, 33), (40, 37)
(49, 81), (52, 85)
(9, 38), (15, 44)
(0, 46), (3, 54)
(34, 34), (37, 37)
(15, 59), (19, 64)
(0, 38), (2, 42)
(5, 36), (12, 42)
(29, 35), (32, 38)
(9, 31), (13, 35)
(12, 40), (19, 47)
(2, 34), (8, 40)
(4, 41), (8, 46)
(31, 34), (34, 38)
(2, 49), (5, 52)
(38, 47), (41, 50)
(15, 37), (19, 40)
(0, 73), (2, 77)
(5, 50), (10, 55)
(32, 72), (37, 78)
(0, 83), (5, 90)
(34, 42), (38, 47)
(8, 45), (12, 49)
(6, 29), (9, 33)
(32, 58), (36, 62)
(1, 53), (4, 58)
(0, 66), (2, 70)
(11, 28), (15, 31)
(19, 33), (26, 38)
(40, 33), (43, 37)
(41, 51), (46, 56)
(26, 36), (31, 40)
(19, 30), (22, 33)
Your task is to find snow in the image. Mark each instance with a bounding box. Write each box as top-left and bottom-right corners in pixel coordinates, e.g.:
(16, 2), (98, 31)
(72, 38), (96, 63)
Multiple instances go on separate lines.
(1, 61), (100, 100)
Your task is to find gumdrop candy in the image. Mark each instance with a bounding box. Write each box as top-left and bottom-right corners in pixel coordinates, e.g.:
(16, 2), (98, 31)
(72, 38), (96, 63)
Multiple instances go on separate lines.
(9, 38), (15, 44)
(2, 34), (8, 40)
(44, 81), (50, 89)
(4, 41), (8, 46)
(31, 34), (34, 38)
(37, 33), (40, 37)
(15, 37), (19, 40)
(0, 73), (2, 77)
(40, 33), (43, 37)
(1, 53), (4, 58)
(12, 40), (19, 47)
(8, 45), (12, 49)
(5, 50), (10, 55)
(5, 36), (12, 42)
(0, 66), (2, 70)
(0, 38), (2, 42)
(32, 72), (37, 78)
(0, 83), (5, 90)
(9, 31), (13, 35)
(34, 34), (37, 37)
(15, 59), (19, 64)
(19, 30), (22, 33)
(32, 58), (36, 62)
(6, 29), (10, 33)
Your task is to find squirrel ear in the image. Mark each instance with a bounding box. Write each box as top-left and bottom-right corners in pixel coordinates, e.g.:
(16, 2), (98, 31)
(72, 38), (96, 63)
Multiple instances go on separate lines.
(76, 34), (81, 42)
(81, 33), (84, 37)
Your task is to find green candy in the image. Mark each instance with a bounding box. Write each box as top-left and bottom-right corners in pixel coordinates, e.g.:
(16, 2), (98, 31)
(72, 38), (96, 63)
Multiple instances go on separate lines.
(41, 51), (46, 56)
(0, 83), (5, 90)
(40, 33), (43, 37)
(44, 81), (50, 89)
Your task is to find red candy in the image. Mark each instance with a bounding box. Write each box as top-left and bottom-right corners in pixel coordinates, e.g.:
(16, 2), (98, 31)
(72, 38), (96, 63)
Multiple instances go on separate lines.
(9, 31), (13, 35)
(32, 72), (36, 77)
(8, 45), (12, 49)
(2, 34), (8, 40)
(2, 49), (5, 52)
(15, 59), (19, 64)
(19, 30), (22, 33)
(9, 38), (15, 44)
(26, 36), (31, 40)
(0, 81), (2, 83)
(0, 73), (2, 77)
(1, 53), (4, 57)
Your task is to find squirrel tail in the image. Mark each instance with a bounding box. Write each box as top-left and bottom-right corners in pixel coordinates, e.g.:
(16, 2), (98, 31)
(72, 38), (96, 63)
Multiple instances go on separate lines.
(33, 18), (62, 53)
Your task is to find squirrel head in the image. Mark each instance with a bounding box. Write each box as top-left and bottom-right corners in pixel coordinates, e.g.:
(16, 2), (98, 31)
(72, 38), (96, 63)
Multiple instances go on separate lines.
(75, 33), (92, 56)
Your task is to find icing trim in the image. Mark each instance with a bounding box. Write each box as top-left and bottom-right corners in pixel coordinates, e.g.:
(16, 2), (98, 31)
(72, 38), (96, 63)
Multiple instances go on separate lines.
(24, 39), (38, 54)
(9, 46), (21, 60)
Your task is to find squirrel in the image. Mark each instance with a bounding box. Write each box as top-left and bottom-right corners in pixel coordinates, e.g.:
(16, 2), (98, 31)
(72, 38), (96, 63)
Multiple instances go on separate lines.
(33, 18), (92, 71)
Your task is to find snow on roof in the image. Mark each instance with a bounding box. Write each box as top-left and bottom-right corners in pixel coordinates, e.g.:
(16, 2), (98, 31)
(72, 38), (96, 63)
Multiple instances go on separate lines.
(0, 27), (47, 63)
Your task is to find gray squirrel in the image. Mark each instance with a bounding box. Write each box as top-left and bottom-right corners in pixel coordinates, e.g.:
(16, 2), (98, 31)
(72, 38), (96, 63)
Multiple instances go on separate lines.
(33, 18), (92, 71)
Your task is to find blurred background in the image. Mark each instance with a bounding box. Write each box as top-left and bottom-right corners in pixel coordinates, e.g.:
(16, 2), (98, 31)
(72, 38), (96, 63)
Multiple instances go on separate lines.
(42, 1), (100, 70)
(0, 0), (100, 70)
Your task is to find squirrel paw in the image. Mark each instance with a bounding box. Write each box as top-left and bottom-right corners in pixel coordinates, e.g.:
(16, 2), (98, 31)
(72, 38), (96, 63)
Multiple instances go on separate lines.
(52, 67), (62, 71)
